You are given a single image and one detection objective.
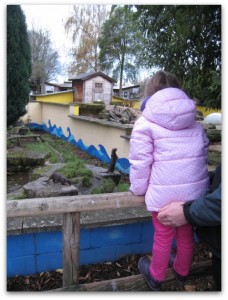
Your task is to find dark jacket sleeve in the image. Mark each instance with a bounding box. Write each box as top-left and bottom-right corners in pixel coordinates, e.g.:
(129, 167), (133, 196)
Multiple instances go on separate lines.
(183, 184), (221, 226)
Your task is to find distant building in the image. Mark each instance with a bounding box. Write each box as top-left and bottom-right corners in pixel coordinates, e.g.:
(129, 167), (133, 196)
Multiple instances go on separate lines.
(44, 81), (72, 93)
(113, 84), (142, 100)
(69, 72), (116, 105)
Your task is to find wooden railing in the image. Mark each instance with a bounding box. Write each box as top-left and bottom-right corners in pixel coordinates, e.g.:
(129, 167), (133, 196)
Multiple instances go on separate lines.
(7, 192), (145, 287)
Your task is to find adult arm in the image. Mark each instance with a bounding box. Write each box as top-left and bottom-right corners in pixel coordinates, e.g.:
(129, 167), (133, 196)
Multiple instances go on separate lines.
(184, 184), (221, 226)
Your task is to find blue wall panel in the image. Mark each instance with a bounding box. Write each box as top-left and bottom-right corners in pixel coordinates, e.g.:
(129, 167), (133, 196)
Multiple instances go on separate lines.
(36, 231), (62, 254)
(80, 229), (91, 249)
(90, 223), (142, 247)
(115, 242), (152, 259)
(36, 253), (62, 273)
(7, 221), (153, 277)
(80, 246), (117, 265)
(7, 256), (36, 277)
(7, 234), (35, 258)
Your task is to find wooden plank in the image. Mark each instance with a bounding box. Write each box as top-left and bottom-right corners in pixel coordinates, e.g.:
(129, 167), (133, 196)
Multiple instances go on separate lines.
(51, 260), (212, 291)
(7, 192), (145, 217)
(62, 212), (80, 287)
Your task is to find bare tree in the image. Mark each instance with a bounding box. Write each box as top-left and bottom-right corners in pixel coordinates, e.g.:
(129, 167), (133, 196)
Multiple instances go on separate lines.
(64, 5), (109, 75)
(28, 26), (62, 93)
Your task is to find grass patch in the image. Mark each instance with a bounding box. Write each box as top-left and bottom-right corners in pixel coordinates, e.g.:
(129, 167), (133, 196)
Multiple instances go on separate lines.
(58, 162), (93, 178)
(81, 176), (93, 187)
(42, 136), (77, 162)
(115, 183), (130, 192)
(24, 142), (50, 153)
(30, 166), (51, 181)
(24, 142), (59, 163)
(91, 178), (116, 194)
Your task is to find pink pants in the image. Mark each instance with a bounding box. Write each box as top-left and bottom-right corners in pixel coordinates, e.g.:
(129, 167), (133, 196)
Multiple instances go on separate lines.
(150, 212), (194, 282)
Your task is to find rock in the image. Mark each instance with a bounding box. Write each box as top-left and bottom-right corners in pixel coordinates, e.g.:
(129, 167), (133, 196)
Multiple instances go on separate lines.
(208, 151), (221, 166)
(101, 105), (139, 124)
(7, 187), (26, 200)
(98, 111), (110, 120)
(85, 164), (121, 185)
(206, 129), (221, 143)
(23, 177), (79, 198)
(7, 149), (49, 167)
(18, 127), (30, 135)
(203, 113), (221, 125)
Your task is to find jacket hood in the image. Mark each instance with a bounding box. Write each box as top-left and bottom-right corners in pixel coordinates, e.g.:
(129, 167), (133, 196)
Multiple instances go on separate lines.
(142, 88), (196, 130)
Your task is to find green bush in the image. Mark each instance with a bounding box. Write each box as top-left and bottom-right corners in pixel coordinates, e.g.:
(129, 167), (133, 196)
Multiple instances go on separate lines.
(82, 175), (92, 187)
(59, 163), (93, 179)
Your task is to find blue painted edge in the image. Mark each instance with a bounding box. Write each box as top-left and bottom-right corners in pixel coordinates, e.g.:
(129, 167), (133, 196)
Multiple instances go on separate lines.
(28, 121), (130, 174)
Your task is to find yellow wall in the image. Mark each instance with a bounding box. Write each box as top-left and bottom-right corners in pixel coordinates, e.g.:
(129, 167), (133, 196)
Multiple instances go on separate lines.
(112, 96), (140, 109)
(36, 91), (73, 104)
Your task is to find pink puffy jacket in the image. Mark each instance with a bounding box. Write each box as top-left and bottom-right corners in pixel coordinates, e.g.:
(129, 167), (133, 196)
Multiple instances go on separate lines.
(129, 88), (209, 212)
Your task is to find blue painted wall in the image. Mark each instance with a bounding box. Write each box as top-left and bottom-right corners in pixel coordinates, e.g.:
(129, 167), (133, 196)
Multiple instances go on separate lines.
(7, 221), (154, 277)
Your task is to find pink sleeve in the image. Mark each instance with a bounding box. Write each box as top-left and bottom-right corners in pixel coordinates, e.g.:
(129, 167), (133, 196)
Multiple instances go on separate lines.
(129, 120), (154, 195)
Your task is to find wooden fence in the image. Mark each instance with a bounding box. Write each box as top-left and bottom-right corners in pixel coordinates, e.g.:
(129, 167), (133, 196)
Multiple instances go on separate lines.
(7, 192), (145, 288)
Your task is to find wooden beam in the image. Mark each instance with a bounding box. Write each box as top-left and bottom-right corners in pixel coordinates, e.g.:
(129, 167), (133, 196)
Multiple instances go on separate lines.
(51, 260), (212, 291)
(7, 192), (145, 217)
(62, 212), (80, 287)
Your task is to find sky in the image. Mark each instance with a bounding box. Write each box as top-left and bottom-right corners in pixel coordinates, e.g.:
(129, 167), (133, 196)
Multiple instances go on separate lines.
(21, 4), (77, 82)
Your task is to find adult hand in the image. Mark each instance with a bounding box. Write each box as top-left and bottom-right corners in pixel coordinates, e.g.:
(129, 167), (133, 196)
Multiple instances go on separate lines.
(157, 202), (187, 227)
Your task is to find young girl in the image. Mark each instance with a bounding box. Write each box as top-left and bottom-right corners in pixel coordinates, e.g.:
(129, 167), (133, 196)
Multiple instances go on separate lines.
(129, 70), (209, 290)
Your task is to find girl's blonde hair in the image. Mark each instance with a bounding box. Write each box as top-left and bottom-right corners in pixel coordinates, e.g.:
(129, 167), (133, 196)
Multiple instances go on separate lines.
(143, 70), (181, 98)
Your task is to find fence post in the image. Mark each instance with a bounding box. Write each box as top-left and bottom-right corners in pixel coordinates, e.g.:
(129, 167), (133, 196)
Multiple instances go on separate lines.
(62, 212), (80, 287)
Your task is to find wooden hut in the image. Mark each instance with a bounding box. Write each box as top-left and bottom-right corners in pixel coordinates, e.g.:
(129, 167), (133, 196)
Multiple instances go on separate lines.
(69, 72), (116, 105)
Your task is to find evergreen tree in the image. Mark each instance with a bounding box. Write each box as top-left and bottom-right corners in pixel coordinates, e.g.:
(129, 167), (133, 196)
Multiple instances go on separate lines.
(7, 5), (31, 127)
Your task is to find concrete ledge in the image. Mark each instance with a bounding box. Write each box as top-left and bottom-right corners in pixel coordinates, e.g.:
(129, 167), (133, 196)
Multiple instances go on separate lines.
(7, 207), (151, 236)
(68, 114), (133, 131)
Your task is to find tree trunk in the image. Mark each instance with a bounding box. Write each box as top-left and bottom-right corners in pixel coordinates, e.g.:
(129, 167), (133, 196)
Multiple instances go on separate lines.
(119, 54), (125, 98)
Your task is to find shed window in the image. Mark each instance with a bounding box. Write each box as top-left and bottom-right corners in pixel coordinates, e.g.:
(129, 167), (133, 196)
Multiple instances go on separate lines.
(95, 83), (103, 88)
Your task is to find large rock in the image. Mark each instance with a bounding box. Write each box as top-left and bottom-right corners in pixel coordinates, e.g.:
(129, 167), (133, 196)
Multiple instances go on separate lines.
(7, 149), (49, 167)
(23, 177), (79, 198)
(86, 164), (121, 184)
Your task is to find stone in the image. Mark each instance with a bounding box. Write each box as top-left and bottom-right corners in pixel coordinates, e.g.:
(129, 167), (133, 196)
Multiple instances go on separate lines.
(203, 113), (221, 125)
(7, 149), (49, 167)
(23, 177), (79, 198)
(206, 129), (221, 143)
(85, 164), (121, 184)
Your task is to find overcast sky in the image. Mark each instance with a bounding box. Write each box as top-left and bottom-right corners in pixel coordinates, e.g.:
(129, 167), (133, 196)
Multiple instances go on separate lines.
(21, 4), (75, 82)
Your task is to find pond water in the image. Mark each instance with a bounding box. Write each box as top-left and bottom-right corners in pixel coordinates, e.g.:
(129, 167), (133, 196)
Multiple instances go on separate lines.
(7, 169), (30, 193)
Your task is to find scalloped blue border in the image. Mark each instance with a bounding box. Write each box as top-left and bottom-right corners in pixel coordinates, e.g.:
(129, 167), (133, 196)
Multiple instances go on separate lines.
(28, 121), (130, 174)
